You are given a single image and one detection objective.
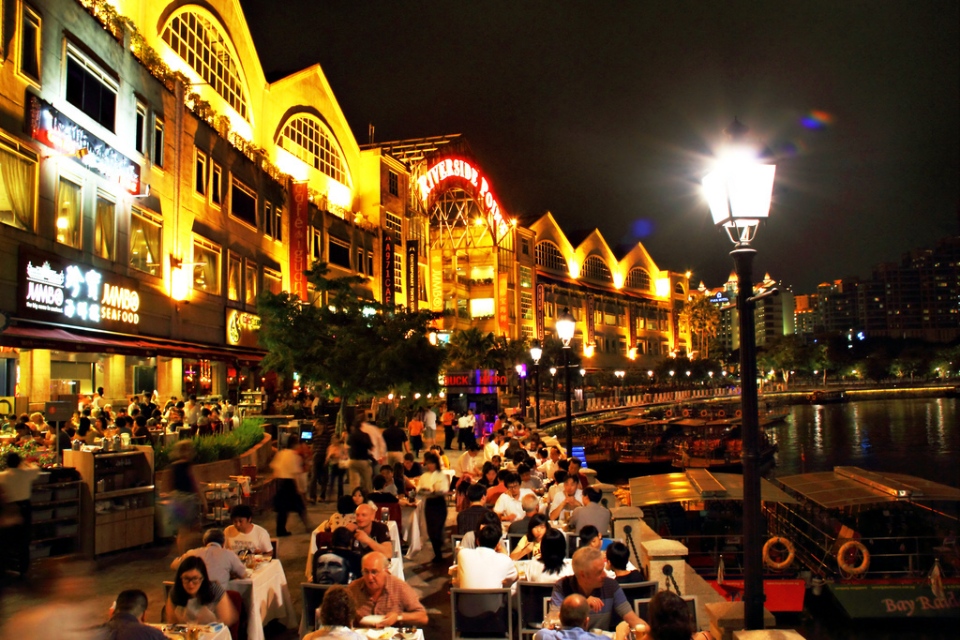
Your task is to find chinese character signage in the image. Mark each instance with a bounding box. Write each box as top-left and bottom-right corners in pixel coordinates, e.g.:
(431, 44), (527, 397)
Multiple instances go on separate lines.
(27, 95), (140, 195)
(382, 233), (394, 306)
(18, 248), (140, 331)
(535, 284), (545, 341)
(406, 241), (418, 312)
(226, 309), (262, 348)
(290, 182), (309, 301)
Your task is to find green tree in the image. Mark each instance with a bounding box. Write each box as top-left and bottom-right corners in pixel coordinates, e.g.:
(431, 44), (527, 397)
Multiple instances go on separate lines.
(680, 294), (721, 360)
(445, 328), (497, 370)
(757, 335), (807, 387)
(257, 263), (444, 432)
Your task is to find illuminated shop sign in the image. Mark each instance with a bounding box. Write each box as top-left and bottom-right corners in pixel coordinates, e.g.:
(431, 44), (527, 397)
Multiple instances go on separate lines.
(709, 292), (730, 305)
(226, 309), (262, 348)
(27, 95), (141, 195)
(416, 157), (503, 219)
(18, 249), (140, 330)
(442, 369), (507, 394)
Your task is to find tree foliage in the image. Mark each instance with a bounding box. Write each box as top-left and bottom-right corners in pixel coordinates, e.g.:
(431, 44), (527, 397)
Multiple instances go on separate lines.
(257, 263), (444, 430)
(680, 294), (721, 359)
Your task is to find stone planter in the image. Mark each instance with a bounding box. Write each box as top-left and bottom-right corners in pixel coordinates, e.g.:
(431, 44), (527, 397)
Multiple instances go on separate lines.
(155, 433), (273, 489)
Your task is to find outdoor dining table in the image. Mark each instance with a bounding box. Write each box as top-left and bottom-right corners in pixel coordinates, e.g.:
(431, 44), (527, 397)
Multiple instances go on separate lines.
(150, 623), (231, 640)
(226, 558), (298, 640)
(351, 626), (426, 640)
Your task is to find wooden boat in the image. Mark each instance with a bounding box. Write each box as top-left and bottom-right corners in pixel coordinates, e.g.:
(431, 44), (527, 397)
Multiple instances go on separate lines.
(809, 389), (847, 404)
(766, 466), (960, 619)
(671, 423), (778, 471)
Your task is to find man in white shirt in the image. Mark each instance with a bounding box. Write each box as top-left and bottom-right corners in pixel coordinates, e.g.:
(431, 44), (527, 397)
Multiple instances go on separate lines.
(224, 504), (273, 554)
(172, 528), (246, 585)
(549, 475), (584, 521)
(493, 472), (532, 523)
(539, 446), (564, 484)
(183, 395), (200, 428)
(483, 431), (503, 463)
(361, 419), (386, 465)
(457, 409), (477, 450)
(0, 451), (41, 576)
(422, 407), (437, 448)
(456, 524), (519, 617)
(270, 435), (311, 536)
(456, 444), (483, 479)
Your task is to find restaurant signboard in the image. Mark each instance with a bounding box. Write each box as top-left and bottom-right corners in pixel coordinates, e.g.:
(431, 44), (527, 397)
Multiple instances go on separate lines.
(828, 583), (960, 619)
(442, 370), (507, 394)
(226, 310), (262, 348)
(290, 182), (309, 301)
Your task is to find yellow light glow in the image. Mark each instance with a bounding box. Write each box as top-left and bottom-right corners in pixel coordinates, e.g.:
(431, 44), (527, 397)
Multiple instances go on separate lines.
(475, 216), (485, 226)
(613, 272), (624, 289)
(655, 277), (671, 298)
(628, 347), (637, 360)
(274, 147), (310, 181)
(56, 217), (69, 229)
(568, 259), (580, 279)
(327, 181), (353, 210)
(685, 271), (692, 279)
(583, 344), (595, 358)
(170, 266), (190, 302)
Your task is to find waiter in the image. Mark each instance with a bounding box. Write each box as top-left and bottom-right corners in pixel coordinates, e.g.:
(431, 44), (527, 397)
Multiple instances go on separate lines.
(0, 452), (41, 578)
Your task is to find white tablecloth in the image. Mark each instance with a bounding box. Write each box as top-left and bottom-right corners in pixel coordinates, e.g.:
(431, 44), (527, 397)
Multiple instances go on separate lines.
(151, 623), (231, 640)
(354, 627), (426, 640)
(308, 521), (405, 580)
(227, 559), (297, 640)
(402, 501), (424, 559)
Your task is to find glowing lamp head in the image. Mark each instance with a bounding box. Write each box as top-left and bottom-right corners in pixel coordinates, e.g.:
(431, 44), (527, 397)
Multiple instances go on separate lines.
(579, 368), (586, 377)
(530, 339), (543, 364)
(549, 367), (557, 376)
(556, 307), (576, 347)
(703, 119), (776, 246)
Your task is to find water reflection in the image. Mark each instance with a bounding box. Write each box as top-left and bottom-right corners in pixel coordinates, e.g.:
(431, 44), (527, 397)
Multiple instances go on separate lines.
(770, 397), (959, 487)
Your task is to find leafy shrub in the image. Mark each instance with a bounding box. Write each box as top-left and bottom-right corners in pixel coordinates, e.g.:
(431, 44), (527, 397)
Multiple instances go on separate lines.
(154, 421), (265, 470)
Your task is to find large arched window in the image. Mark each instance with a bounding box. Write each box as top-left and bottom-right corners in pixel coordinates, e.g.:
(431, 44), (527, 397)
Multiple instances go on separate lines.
(162, 10), (249, 119)
(582, 255), (612, 282)
(536, 241), (566, 272)
(626, 267), (651, 290)
(279, 115), (349, 185)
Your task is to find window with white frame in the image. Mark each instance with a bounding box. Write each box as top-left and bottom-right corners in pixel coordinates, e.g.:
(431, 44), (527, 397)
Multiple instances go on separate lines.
(94, 196), (114, 260)
(311, 228), (322, 262)
(65, 48), (117, 131)
(161, 10), (248, 119)
(265, 201), (282, 240)
(135, 102), (147, 154)
(19, 4), (41, 83)
(278, 115), (348, 184)
(0, 142), (37, 232)
(230, 177), (256, 228)
(582, 256), (612, 282)
(210, 162), (222, 205)
(153, 117), (164, 167)
(521, 292), (533, 320)
(193, 236), (221, 295)
(130, 208), (161, 275)
(394, 251), (403, 293)
(195, 149), (207, 195)
(535, 241), (565, 272)
(328, 237), (351, 269)
(55, 177), (82, 249)
(244, 262), (257, 304)
(263, 267), (281, 295)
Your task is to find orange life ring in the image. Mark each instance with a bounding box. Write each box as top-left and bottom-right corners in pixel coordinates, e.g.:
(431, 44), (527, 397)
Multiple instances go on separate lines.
(665, 409), (673, 417)
(837, 540), (870, 576)
(700, 409), (709, 418)
(717, 409), (726, 418)
(762, 536), (795, 570)
(682, 409), (691, 417)
(735, 410), (742, 418)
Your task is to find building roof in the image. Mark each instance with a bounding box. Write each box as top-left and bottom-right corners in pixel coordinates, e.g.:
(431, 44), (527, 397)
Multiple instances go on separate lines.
(775, 466), (960, 510)
(360, 134), (463, 165)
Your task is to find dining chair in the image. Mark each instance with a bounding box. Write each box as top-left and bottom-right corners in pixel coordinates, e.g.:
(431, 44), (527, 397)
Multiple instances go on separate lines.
(635, 594), (699, 629)
(450, 587), (512, 640)
(300, 583), (333, 638)
(517, 581), (555, 639)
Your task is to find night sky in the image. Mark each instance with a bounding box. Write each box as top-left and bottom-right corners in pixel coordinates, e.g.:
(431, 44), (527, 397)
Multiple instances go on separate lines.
(239, 0), (959, 292)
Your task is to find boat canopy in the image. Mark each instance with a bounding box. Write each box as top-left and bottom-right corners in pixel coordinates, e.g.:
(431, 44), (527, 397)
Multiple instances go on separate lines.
(775, 466), (960, 510)
(628, 468), (797, 507)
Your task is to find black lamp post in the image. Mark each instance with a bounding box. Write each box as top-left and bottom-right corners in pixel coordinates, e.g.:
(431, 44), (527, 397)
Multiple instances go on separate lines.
(703, 118), (777, 630)
(556, 308), (576, 455)
(515, 363), (527, 421)
(530, 340), (543, 429)
(549, 367), (557, 403)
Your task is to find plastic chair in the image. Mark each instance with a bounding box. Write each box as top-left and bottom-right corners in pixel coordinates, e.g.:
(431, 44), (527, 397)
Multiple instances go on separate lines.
(373, 501), (403, 530)
(619, 580), (659, 603)
(300, 583), (333, 638)
(517, 581), (555, 639)
(450, 587), (513, 640)
(635, 594), (699, 629)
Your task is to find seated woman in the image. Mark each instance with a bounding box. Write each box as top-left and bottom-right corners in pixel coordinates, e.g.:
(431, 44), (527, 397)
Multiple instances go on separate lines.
(510, 514), (550, 561)
(165, 556), (237, 627)
(523, 528), (574, 583)
(313, 526), (362, 585)
(645, 590), (710, 640)
(304, 585), (364, 640)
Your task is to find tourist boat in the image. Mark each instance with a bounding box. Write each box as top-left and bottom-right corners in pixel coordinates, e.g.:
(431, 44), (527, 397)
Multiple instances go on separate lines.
(671, 423), (778, 471)
(808, 389), (847, 404)
(765, 466), (960, 619)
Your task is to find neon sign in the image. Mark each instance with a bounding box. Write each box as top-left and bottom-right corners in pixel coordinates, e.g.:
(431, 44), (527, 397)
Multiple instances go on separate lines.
(417, 157), (503, 219)
(19, 249), (141, 330)
(28, 95), (141, 195)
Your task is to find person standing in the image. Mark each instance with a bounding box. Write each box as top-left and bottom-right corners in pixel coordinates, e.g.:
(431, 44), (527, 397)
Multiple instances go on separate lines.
(0, 452), (40, 578)
(347, 418), (374, 493)
(167, 441), (206, 555)
(407, 412), (425, 459)
(422, 406), (437, 450)
(457, 409), (476, 450)
(310, 419), (336, 503)
(271, 434), (311, 536)
(441, 406), (457, 451)
(381, 417), (408, 468)
(417, 451), (450, 564)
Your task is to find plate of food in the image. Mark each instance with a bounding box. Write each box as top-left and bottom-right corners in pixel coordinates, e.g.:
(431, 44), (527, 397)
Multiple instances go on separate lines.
(359, 615), (385, 627)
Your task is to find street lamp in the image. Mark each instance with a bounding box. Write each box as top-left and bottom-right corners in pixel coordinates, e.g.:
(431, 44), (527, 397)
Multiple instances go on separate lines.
(530, 339), (543, 429)
(614, 370), (625, 405)
(556, 307), (576, 455)
(549, 366), (558, 402)
(703, 117), (776, 630)
(515, 363), (527, 421)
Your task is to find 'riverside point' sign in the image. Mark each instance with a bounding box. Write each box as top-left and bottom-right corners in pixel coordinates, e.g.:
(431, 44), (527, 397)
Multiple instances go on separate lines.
(416, 157), (504, 219)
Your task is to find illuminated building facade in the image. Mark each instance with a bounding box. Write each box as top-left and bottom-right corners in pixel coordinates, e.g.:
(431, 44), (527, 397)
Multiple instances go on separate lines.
(702, 272), (795, 354)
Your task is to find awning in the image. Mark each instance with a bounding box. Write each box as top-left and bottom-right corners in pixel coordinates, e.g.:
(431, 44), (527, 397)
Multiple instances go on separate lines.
(0, 324), (265, 365)
(628, 469), (797, 507)
(775, 466), (960, 510)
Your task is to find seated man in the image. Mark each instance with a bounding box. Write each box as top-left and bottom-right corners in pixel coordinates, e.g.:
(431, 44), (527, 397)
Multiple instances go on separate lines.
(457, 482), (492, 535)
(224, 504), (273, 555)
(348, 551), (429, 629)
(402, 453), (423, 480)
(569, 487), (611, 536)
(518, 463), (543, 492)
(455, 524), (518, 624)
(171, 528), (246, 586)
(508, 494), (541, 535)
(101, 589), (166, 640)
(605, 541), (643, 583)
(549, 475), (584, 521)
(493, 472), (533, 523)
(367, 475), (399, 503)
(550, 547), (646, 632)
(534, 593), (595, 640)
(346, 503), (393, 558)
(379, 465), (399, 495)
(577, 525), (603, 551)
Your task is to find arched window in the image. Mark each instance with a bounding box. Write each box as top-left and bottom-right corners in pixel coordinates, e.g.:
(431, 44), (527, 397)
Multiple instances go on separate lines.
(582, 256), (612, 282)
(162, 10), (248, 119)
(279, 115), (348, 185)
(674, 282), (685, 295)
(626, 267), (651, 290)
(536, 241), (566, 272)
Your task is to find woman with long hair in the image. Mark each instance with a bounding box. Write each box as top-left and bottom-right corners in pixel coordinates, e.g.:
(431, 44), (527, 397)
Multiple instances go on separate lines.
(524, 528), (574, 583)
(510, 513), (550, 561)
(478, 462), (499, 489)
(165, 556), (237, 626)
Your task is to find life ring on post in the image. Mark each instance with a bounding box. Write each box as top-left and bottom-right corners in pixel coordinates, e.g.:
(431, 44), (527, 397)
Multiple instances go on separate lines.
(717, 409), (726, 418)
(682, 409), (691, 418)
(837, 540), (870, 576)
(700, 409), (709, 418)
(665, 409), (673, 418)
(762, 536), (796, 570)
(735, 410), (742, 418)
